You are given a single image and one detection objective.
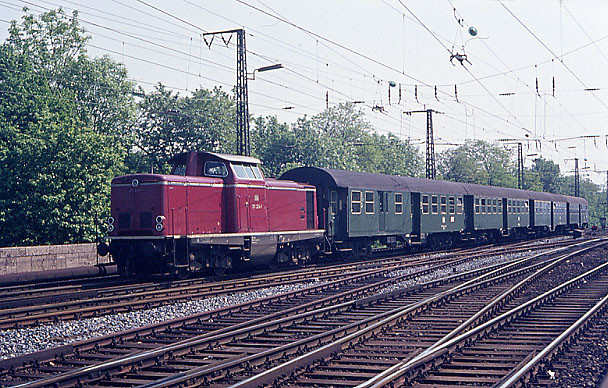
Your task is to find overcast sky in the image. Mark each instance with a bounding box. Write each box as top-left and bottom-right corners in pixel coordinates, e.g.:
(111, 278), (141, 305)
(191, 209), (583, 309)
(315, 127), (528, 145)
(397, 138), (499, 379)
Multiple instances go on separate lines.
(2, 0), (608, 185)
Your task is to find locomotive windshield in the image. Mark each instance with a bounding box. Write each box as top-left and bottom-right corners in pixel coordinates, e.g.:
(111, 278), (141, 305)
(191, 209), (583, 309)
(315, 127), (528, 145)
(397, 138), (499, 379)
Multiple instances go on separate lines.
(232, 163), (264, 180)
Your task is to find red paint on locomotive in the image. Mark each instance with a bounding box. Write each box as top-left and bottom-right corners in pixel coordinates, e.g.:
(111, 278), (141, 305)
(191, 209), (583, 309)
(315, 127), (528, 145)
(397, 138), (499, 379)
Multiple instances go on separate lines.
(106, 151), (322, 275)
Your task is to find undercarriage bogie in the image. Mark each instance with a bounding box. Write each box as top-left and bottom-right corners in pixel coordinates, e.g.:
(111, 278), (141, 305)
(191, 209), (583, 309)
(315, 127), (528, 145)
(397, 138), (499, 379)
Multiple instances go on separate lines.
(106, 236), (322, 277)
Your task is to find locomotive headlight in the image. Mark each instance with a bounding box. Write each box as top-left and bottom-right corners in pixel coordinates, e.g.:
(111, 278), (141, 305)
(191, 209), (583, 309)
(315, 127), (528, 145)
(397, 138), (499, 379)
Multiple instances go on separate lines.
(155, 215), (166, 224)
(155, 223), (164, 232)
(107, 216), (115, 225)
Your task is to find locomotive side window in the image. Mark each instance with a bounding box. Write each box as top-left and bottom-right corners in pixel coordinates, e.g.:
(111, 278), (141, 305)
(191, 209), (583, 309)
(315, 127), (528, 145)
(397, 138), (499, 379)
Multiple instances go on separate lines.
(351, 191), (362, 214)
(422, 195), (429, 214)
(365, 191), (375, 214)
(431, 195), (438, 214)
(204, 161), (228, 178)
(448, 197), (455, 214)
(457, 197), (463, 214)
(395, 193), (403, 214)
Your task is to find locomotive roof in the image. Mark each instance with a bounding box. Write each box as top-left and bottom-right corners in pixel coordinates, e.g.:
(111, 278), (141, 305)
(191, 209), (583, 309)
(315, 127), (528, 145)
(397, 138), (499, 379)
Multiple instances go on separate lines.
(169, 151), (262, 165)
(280, 167), (587, 204)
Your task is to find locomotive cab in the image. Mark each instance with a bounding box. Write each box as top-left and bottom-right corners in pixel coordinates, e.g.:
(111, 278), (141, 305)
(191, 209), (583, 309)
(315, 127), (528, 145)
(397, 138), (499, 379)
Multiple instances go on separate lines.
(103, 151), (323, 276)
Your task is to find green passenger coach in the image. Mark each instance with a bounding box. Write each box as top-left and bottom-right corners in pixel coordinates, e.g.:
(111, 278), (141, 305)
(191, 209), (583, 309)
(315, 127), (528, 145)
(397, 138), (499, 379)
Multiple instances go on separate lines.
(279, 167), (588, 254)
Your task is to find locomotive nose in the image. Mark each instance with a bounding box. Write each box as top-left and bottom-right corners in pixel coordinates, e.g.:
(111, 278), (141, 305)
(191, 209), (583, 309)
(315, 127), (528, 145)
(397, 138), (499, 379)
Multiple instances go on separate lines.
(110, 175), (164, 235)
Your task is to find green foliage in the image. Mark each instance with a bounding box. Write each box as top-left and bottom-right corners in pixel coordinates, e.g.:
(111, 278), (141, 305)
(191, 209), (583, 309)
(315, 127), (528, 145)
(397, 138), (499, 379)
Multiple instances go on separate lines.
(438, 140), (516, 187)
(131, 84), (236, 173)
(530, 157), (564, 193)
(252, 103), (423, 177)
(0, 9), (133, 245)
(1, 7), (604, 246)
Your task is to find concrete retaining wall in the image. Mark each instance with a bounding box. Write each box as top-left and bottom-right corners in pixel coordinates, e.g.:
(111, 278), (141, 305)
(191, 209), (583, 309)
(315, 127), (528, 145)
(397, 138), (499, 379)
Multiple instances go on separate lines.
(0, 243), (111, 275)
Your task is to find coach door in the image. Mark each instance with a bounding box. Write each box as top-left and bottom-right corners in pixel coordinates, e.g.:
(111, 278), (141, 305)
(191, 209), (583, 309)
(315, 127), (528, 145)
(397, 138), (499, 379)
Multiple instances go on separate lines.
(378, 191), (387, 232)
(411, 193), (421, 240)
(464, 195), (474, 232)
(327, 190), (337, 237)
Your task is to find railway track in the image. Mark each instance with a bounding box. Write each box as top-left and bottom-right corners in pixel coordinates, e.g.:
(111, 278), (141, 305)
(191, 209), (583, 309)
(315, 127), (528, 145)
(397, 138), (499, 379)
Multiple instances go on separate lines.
(200, 240), (608, 388)
(0, 237), (572, 329)
(363, 256), (608, 387)
(0, 238), (600, 387)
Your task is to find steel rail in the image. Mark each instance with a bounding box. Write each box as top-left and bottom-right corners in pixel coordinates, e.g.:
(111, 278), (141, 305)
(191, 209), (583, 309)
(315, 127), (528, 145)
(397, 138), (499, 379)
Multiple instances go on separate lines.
(8, 242), (565, 388)
(0, 239), (560, 329)
(496, 289), (608, 387)
(1, 242), (514, 381)
(141, 241), (599, 387)
(357, 240), (608, 387)
(361, 248), (608, 387)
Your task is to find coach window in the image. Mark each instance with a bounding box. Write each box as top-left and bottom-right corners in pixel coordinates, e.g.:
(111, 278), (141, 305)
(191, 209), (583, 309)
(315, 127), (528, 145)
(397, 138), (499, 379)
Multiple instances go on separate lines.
(492, 199), (497, 213)
(395, 193), (403, 214)
(481, 198), (486, 214)
(448, 197), (455, 214)
(457, 197), (463, 214)
(204, 161), (228, 178)
(422, 195), (430, 214)
(431, 195), (438, 214)
(475, 198), (480, 214)
(440, 196), (447, 214)
(351, 191), (362, 214)
(330, 191), (338, 215)
(365, 191), (375, 214)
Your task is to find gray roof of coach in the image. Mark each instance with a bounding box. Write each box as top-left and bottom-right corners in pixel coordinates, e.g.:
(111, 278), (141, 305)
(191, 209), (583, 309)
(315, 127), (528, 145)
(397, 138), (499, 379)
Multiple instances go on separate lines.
(280, 166), (587, 204)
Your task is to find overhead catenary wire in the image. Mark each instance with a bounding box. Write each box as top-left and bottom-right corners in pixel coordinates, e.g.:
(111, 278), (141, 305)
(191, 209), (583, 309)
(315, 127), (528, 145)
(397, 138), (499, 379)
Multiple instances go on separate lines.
(4, 0), (606, 175)
(498, 0), (608, 112)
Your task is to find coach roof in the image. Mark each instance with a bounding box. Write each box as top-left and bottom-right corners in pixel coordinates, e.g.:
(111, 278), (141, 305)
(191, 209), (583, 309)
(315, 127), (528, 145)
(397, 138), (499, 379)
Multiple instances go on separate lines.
(280, 167), (587, 204)
(281, 167), (469, 194)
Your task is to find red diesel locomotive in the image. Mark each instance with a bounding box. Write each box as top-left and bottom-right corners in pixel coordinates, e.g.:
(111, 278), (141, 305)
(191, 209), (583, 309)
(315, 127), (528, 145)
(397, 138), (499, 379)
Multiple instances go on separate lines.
(102, 151), (324, 275)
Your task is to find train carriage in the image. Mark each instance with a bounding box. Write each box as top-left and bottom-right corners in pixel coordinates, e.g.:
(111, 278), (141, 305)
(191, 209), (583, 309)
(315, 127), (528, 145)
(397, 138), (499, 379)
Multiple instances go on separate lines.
(101, 150), (589, 276)
(281, 167), (417, 253)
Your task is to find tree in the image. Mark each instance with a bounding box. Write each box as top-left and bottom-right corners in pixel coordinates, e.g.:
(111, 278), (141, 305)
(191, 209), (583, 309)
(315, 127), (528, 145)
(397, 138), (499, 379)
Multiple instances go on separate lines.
(530, 157), (564, 193)
(0, 9), (134, 246)
(438, 140), (516, 187)
(251, 103), (423, 178)
(132, 84), (236, 173)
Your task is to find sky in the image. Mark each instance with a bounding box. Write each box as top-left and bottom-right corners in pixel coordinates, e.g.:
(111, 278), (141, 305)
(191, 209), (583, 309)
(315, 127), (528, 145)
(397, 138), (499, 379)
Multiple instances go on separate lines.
(2, 0), (608, 186)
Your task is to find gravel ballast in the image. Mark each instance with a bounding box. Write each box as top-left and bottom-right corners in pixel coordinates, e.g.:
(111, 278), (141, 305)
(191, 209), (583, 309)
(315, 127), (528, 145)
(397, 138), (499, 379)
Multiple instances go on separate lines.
(0, 244), (565, 361)
(0, 282), (318, 360)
